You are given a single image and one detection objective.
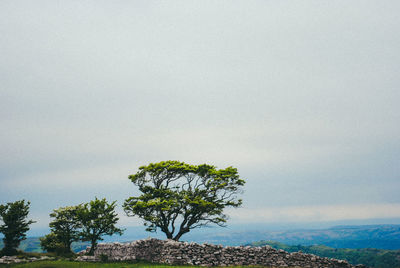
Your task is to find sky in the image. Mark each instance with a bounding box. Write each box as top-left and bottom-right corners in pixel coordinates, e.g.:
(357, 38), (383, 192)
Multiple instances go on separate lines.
(1, 0), (400, 235)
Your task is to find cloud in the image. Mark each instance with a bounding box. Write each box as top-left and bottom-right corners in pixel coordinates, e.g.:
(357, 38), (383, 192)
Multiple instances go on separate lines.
(1, 0), (400, 230)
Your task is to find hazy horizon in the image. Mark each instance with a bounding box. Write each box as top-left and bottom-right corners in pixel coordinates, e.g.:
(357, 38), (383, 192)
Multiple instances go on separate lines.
(1, 0), (400, 235)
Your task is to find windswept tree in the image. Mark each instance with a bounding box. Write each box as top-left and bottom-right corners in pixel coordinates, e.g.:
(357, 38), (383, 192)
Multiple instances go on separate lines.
(77, 198), (123, 255)
(0, 200), (36, 255)
(40, 206), (81, 254)
(123, 161), (245, 241)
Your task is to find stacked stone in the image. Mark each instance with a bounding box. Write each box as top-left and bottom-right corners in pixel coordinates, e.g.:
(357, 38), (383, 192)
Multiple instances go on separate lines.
(87, 238), (367, 268)
(0, 255), (54, 264)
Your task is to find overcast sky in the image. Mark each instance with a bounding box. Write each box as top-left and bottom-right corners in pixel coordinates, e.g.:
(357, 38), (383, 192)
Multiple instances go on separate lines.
(1, 1), (400, 233)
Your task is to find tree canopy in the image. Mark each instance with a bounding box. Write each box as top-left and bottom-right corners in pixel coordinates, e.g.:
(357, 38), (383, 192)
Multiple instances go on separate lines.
(123, 160), (245, 241)
(0, 200), (35, 256)
(40, 206), (81, 254)
(77, 198), (123, 255)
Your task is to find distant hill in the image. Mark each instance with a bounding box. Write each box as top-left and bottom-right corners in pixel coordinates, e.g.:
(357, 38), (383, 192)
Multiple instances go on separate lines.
(0, 237), (42, 253)
(247, 240), (400, 268)
(2, 224), (400, 254)
(0, 238), (89, 253)
(183, 224), (400, 249)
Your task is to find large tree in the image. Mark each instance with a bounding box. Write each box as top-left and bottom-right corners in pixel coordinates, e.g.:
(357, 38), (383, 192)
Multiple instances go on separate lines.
(40, 206), (81, 254)
(76, 198), (123, 255)
(123, 161), (245, 241)
(0, 200), (35, 255)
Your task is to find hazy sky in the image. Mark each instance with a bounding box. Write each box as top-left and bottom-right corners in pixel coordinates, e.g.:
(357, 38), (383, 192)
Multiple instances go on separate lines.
(1, 1), (400, 232)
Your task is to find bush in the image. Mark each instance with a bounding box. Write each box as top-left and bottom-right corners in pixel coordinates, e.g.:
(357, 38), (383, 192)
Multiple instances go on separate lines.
(40, 233), (70, 254)
(100, 253), (109, 262)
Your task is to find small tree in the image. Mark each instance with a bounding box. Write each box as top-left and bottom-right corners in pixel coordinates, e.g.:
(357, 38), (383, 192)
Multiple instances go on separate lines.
(77, 198), (123, 255)
(39, 232), (65, 254)
(0, 200), (36, 255)
(40, 206), (81, 254)
(123, 160), (245, 241)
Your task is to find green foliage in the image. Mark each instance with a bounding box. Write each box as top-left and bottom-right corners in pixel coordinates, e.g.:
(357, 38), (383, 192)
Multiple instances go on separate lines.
(100, 253), (109, 262)
(0, 200), (36, 256)
(123, 160), (245, 241)
(40, 200), (123, 256)
(249, 240), (400, 268)
(41, 206), (82, 254)
(40, 233), (68, 254)
(77, 197), (123, 255)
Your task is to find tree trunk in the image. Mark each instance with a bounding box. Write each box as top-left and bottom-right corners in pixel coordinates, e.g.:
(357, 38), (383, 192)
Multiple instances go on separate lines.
(88, 240), (97, 256)
(173, 227), (189, 241)
(66, 241), (72, 254)
(2, 236), (19, 256)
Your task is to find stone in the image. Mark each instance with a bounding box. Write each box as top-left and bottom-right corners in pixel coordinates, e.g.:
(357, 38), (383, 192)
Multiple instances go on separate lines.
(0, 255), (55, 265)
(75, 238), (368, 267)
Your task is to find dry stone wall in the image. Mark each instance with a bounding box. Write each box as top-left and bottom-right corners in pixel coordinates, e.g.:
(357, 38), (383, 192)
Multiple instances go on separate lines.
(83, 238), (367, 268)
(0, 256), (54, 264)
